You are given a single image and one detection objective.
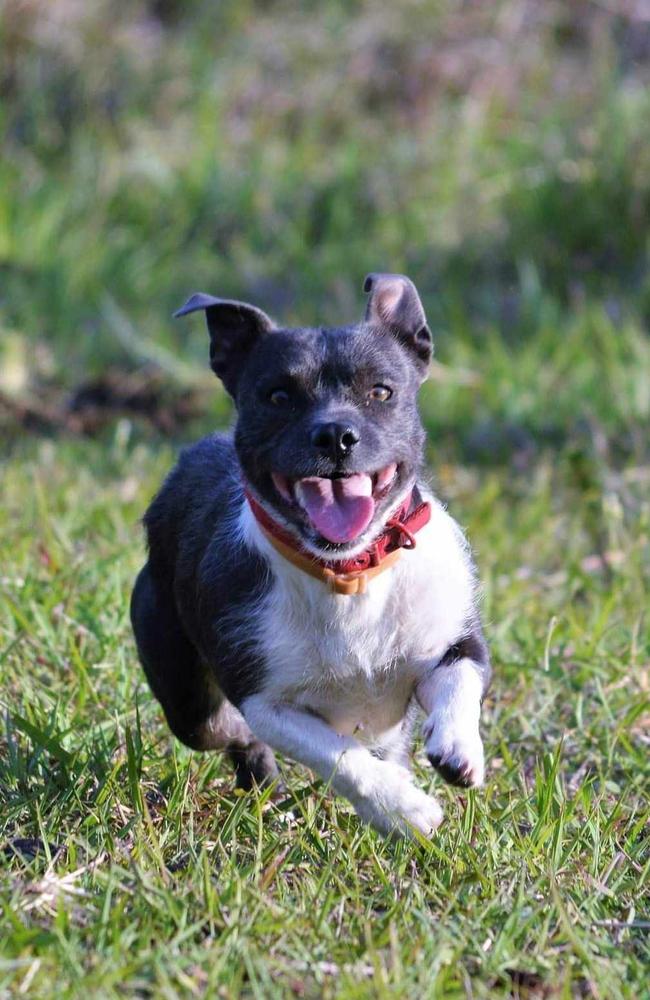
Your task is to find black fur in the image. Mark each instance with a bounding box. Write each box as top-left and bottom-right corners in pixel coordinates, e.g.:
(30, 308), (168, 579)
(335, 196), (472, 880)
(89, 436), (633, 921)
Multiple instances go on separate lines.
(134, 435), (272, 709)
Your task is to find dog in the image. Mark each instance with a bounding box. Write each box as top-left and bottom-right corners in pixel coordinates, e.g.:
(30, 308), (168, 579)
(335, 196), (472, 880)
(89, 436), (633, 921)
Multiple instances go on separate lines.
(130, 274), (491, 837)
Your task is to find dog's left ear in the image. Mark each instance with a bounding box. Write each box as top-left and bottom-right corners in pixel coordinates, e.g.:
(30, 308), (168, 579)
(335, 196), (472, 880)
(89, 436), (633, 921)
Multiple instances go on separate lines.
(363, 273), (432, 377)
(174, 293), (275, 397)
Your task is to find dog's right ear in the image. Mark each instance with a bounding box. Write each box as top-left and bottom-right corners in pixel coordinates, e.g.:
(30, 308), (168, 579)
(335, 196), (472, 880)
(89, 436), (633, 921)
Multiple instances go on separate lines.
(174, 293), (275, 397)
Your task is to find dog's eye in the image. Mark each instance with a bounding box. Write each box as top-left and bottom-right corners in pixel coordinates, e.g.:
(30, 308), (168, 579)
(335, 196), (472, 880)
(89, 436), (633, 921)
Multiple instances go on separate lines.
(367, 384), (392, 402)
(269, 388), (291, 406)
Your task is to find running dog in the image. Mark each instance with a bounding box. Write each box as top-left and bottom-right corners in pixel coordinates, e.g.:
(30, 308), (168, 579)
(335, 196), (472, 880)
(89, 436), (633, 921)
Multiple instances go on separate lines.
(130, 274), (491, 837)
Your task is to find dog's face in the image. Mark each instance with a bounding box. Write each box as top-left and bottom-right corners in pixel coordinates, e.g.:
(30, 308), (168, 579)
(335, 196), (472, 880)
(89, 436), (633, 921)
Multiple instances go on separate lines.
(176, 275), (432, 554)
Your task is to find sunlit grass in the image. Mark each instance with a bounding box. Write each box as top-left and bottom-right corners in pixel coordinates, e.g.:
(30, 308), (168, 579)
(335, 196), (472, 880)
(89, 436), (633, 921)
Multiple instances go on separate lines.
(1, 2), (649, 995)
(1, 433), (647, 997)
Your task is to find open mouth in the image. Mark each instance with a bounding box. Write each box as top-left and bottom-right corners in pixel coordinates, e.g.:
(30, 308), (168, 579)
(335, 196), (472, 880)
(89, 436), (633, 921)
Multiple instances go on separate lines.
(271, 464), (397, 544)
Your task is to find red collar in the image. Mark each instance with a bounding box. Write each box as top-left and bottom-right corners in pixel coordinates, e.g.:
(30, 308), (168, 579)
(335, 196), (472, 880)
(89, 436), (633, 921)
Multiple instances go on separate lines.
(244, 487), (431, 595)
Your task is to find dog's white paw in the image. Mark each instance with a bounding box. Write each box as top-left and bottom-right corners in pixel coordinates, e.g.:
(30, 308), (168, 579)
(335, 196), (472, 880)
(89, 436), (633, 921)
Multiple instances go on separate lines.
(350, 760), (443, 838)
(423, 715), (485, 788)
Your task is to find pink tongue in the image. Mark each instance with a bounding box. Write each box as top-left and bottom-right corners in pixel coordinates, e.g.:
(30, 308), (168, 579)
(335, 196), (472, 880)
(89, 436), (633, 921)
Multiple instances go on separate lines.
(296, 474), (375, 543)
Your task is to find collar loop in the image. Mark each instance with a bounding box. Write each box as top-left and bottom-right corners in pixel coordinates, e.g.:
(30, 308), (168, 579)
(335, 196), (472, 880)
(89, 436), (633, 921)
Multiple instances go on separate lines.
(244, 487), (431, 595)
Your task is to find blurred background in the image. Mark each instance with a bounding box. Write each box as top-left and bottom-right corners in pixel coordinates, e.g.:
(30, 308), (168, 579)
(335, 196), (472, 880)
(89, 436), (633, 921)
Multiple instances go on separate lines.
(1, 0), (649, 461)
(1, 6), (649, 993)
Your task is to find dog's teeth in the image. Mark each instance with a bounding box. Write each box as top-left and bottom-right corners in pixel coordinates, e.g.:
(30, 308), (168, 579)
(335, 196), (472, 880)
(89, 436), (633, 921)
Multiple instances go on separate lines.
(272, 473), (294, 503)
(294, 481), (313, 511)
(373, 463), (397, 495)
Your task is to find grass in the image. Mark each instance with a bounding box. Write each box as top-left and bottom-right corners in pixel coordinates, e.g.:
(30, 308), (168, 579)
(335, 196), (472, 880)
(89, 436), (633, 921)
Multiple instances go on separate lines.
(1, 371), (648, 997)
(2, 1), (650, 390)
(1, 1), (649, 996)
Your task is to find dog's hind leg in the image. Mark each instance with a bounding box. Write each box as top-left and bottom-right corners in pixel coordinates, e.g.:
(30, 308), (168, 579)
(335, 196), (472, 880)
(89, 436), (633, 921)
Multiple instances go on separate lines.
(131, 562), (222, 751)
(130, 564), (279, 788)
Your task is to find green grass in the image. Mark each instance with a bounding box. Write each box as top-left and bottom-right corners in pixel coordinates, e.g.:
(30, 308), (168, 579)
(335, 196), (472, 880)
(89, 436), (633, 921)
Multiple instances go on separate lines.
(1, 2), (650, 996)
(2, 1), (649, 390)
(1, 401), (648, 997)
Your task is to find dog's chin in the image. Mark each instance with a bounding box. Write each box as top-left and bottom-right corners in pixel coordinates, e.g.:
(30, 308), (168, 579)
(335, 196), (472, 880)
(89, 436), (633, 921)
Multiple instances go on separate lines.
(264, 463), (412, 558)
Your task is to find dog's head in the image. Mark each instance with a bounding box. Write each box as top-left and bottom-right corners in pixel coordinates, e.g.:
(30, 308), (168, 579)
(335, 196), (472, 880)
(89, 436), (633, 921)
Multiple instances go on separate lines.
(176, 274), (432, 556)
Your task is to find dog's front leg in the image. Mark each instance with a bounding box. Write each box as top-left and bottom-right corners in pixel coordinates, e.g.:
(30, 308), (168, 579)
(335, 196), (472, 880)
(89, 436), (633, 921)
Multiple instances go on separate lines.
(416, 652), (490, 788)
(241, 694), (442, 837)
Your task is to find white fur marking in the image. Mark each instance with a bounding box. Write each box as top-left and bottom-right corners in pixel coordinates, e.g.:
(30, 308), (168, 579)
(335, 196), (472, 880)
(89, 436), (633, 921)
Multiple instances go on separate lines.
(417, 658), (485, 786)
(241, 694), (442, 837)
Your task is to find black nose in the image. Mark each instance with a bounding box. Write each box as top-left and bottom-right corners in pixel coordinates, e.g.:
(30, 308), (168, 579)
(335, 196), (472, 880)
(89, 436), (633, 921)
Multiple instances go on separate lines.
(310, 422), (360, 461)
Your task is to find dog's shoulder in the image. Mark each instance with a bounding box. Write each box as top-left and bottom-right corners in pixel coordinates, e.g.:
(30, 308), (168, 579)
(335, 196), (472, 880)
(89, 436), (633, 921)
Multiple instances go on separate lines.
(144, 433), (234, 539)
(144, 434), (241, 572)
(148, 433), (236, 512)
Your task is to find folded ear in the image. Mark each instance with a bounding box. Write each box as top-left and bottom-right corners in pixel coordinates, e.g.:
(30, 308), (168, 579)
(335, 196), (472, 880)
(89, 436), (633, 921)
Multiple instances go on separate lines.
(363, 273), (432, 377)
(174, 293), (275, 396)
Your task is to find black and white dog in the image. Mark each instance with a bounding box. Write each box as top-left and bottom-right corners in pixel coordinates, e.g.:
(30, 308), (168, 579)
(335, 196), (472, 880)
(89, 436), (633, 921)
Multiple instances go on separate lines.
(131, 274), (491, 837)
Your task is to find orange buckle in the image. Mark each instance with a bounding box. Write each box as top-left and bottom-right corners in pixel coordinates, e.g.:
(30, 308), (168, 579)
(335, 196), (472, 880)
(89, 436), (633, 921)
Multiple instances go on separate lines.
(323, 568), (368, 596)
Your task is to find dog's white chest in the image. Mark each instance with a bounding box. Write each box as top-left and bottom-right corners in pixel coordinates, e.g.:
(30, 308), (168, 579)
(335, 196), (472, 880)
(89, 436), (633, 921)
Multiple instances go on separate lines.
(241, 498), (475, 742)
